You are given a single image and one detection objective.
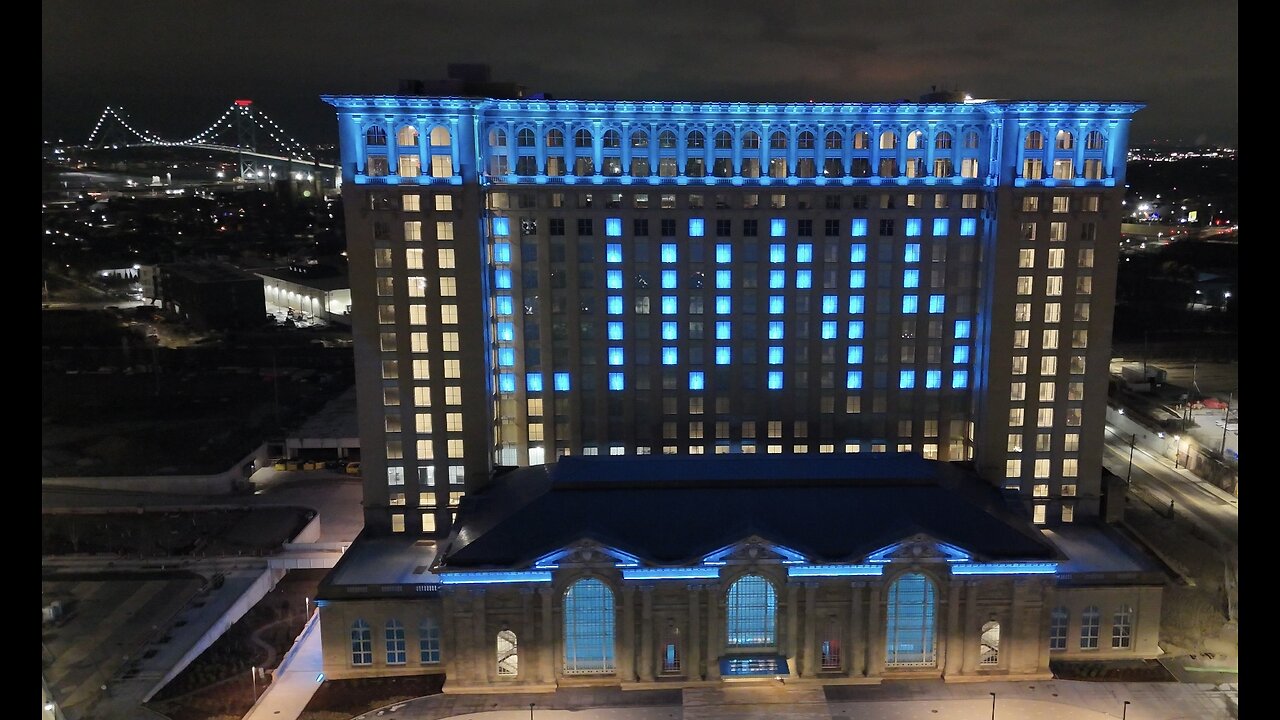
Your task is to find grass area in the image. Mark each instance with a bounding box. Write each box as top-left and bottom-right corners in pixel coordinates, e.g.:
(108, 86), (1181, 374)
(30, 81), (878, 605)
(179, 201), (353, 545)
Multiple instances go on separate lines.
(41, 508), (314, 557)
(299, 675), (445, 720)
(1050, 658), (1174, 682)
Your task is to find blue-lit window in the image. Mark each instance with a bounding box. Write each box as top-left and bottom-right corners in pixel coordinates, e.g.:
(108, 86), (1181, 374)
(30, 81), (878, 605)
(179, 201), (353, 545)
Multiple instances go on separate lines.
(847, 346), (863, 364)
(960, 218), (977, 236)
(822, 296), (838, 314)
(849, 296), (865, 314)
(715, 270), (732, 288)
(606, 244), (623, 263)
(662, 296), (678, 314)
(715, 346), (732, 364)
(563, 578), (615, 674)
(770, 218), (787, 237)
(925, 370), (942, 389)
(796, 244), (814, 263)
(850, 270), (866, 289)
(850, 245), (867, 265)
(952, 370), (969, 389)
(726, 575), (776, 648)
(497, 322), (514, 342)
(498, 348), (515, 366)
(526, 373), (543, 392)
(769, 244), (786, 263)
(851, 218), (868, 237)
(661, 244), (678, 263)
(606, 270), (623, 289)
(846, 371), (863, 389)
(661, 270), (678, 289)
(953, 346), (969, 363)
(351, 619), (372, 666)
(905, 218), (922, 237)
(496, 295), (514, 315)
(662, 347), (678, 365)
(769, 296), (785, 315)
(715, 322), (731, 340)
(954, 320), (971, 339)
(689, 371), (705, 390)
(767, 372), (783, 390)
(928, 295), (945, 314)
(607, 322), (623, 340)
(932, 218), (950, 237)
(689, 218), (705, 237)
(662, 322), (678, 340)
(899, 370), (916, 389)
(903, 270), (920, 288)
(902, 296), (919, 314)
(821, 321), (837, 339)
(492, 217), (511, 236)
(715, 296), (732, 314)
(608, 373), (625, 391)
(904, 244), (922, 262)
(847, 321), (864, 339)
(494, 243), (511, 263)
(499, 374), (516, 393)
(605, 218), (622, 237)
(608, 347), (624, 366)
(885, 573), (936, 667)
(554, 372), (571, 391)
(768, 321), (784, 340)
(769, 270), (786, 289)
(607, 296), (623, 315)
(768, 346), (784, 365)
(716, 244), (732, 263)
(495, 269), (512, 289)
(796, 270), (812, 289)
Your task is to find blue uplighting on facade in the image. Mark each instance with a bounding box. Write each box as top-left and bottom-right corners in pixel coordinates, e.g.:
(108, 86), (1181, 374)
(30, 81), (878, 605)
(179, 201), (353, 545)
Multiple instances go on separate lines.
(950, 563), (1058, 576)
(622, 567), (720, 581)
(787, 564), (883, 578)
(439, 570), (553, 585)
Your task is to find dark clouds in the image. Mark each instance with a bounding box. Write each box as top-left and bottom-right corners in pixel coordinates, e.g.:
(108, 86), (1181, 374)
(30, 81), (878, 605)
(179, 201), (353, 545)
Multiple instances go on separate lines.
(42, 0), (1238, 145)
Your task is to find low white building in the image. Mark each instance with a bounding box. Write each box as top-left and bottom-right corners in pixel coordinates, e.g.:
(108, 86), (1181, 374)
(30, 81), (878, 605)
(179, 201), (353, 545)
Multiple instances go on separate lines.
(256, 265), (351, 324)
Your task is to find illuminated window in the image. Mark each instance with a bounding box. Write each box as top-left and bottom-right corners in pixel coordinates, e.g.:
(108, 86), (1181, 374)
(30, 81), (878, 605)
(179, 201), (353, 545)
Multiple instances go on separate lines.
(980, 621), (1001, 666)
(497, 630), (519, 676)
(563, 578), (616, 674)
(885, 573), (936, 667)
(726, 575), (776, 647)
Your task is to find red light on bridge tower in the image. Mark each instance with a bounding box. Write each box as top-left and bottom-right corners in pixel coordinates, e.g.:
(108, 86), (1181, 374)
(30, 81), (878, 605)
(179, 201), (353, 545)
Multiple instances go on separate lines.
(234, 99), (254, 107)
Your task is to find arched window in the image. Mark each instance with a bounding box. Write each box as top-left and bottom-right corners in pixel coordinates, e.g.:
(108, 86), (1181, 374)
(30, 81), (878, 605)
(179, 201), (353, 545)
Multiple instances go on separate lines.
(797, 130), (815, 149)
(934, 131), (953, 150)
(386, 619), (406, 665)
(497, 629), (519, 675)
(350, 619), (372, 665)
(546, 128), (565, 148)
(742, 131), (761, 149)
(963, 130), (980, 149)
(488, 127), (507, 147)
(603, 129), (621, 148)
(1025, 130), (1044, 150)
(1049, 607), (1068, 650)
(658, 130), (678, 149)
(852, 131), (870, 150)
(769, 131), (788, 149)
(630, 130), (649, 148)
(885, 573), (936, 667)
(574, 128), (593, 148)
(726, 574), (776, 647)
(517, 128), (536, 147)
(687, 131), (705, 149)
(563, 578), (616, 674)
(396, 126), (418, 147)
(820, 617), (841, 670)
(879, 130), (898, 150)
(661, 624), (682, 674)
(714, 131), (734, 149)
(980, 620), (1000, 665)
(906, 130), (925, 150)
(365, 126), (387, 146)
(1080, 606), (1100, 649)
(419, 617), (441, 663)
(824, 131), (843, 150)
(1085, 130), (1106, 150)
(429, 126), (451, 147)
(1111, 606), (1133, 649)
(1056, 129), (1074, 150)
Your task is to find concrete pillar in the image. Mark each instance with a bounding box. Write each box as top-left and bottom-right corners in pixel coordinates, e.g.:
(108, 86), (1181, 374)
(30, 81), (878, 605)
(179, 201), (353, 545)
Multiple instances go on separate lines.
(801, 582), (817, 678)
(944, 578), (964, 677)
(687, 584), (702, 679)
(865, 583), (882, 676)
(520, 588), (534, 680)
(473, 589), (488, 682)
(707, 586), (721, 680)
(620, 584), (636, 682)
(539, 586), (554, 683)
(786, 583), (800, 677)
(849, 582), (865, 677)
(961, 581), (980, 673)
(639, 585), (654, 681)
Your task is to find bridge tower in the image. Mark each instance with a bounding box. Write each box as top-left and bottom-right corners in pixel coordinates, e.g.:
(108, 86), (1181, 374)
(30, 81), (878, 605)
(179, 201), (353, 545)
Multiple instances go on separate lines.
(234, 100), (265, 182)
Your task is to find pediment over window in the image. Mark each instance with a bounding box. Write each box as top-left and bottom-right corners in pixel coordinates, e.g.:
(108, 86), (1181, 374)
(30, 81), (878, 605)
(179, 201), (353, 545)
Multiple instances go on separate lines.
(865, 534), (973, 564)
(701, 535), (808, 566)
(532, 539), (641, 569)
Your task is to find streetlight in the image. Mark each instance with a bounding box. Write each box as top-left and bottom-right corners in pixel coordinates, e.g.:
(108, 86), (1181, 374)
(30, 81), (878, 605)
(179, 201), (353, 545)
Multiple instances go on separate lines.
(1126, 433), (1136, 485)
(989, 691), (996, 720)
(529, 702), (535, 720)
(1122, 700), (1131, 719)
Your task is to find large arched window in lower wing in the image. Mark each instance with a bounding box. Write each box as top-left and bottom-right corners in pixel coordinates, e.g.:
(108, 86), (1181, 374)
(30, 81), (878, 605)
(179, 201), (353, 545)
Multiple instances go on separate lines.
(885, 573), (936, 667)
(563, 578), (616, 674)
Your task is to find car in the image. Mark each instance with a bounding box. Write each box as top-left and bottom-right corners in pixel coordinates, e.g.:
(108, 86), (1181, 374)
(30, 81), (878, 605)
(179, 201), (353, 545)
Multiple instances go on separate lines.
(345, 461), (361, 476)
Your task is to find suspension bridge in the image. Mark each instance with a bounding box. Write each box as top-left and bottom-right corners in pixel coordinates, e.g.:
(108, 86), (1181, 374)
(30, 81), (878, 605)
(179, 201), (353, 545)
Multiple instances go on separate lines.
(84, 100), (335, 180)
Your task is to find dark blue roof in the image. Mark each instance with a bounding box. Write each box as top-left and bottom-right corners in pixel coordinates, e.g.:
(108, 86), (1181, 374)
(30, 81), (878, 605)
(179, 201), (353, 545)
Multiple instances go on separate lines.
(440, 455), (1057, 569)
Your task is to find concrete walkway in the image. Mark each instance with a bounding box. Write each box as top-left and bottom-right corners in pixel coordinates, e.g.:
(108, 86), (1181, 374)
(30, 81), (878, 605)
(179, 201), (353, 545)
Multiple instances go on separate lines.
(243, 613), (324, 720)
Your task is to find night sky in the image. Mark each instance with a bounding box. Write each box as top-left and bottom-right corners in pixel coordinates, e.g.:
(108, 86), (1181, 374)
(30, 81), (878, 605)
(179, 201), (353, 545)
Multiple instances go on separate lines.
(42, 0), (1237, 146)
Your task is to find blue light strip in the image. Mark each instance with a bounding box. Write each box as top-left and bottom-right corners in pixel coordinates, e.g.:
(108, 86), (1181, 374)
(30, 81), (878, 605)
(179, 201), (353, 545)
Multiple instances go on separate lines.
(623, 567), (722, 581)
(787, 564), (883, 578)
(950, 563), (1058, 576)
(438, 570), (553, 585)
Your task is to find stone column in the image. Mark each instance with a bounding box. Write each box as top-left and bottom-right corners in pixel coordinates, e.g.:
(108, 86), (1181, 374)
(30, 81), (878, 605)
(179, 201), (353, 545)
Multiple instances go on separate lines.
(944, 578), (964, 677)
(786, 583), (800, 676)
(800, 582), (818, 678)
(639, 585), (655, 681)
(687, 584), (702, 679)
(473, 589), (489, 682)
(539, 586), (554, 684)
(865, 582), (882, 677)
(961, 581), (980, 674)
(520, 589), (534, 681)
(620, 584), (636, 682)
(706, 586), (721, 680)
(849, 582), (865, 677)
